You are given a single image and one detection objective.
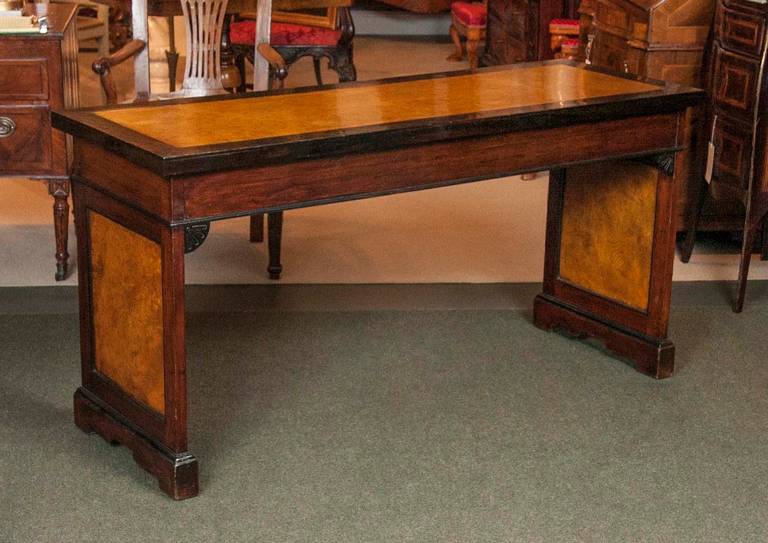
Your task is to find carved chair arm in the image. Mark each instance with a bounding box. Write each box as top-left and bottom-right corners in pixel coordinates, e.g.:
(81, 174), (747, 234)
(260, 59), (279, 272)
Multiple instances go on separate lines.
(92, 39), (146, 104)
(257, 43), (288, 82)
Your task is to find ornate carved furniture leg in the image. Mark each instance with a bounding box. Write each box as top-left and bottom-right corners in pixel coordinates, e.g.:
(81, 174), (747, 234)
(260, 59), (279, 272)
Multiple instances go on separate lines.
(466, 30), (480, 71)
(165, 16), (179, 92)
(446, 1), (487, 71)
(71, 180), (198, 500)
(48, 178), (70, 281)
(534, 157), (678, 379)
(448, 23), (463, 61)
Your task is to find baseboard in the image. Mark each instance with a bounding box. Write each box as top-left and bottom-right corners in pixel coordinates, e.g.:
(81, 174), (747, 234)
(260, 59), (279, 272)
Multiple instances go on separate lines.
(1, 282), (766, 315)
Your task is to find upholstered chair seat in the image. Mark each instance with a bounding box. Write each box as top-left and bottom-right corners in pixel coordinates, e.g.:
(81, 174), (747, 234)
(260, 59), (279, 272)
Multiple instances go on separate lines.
(447, 0), (487, 71)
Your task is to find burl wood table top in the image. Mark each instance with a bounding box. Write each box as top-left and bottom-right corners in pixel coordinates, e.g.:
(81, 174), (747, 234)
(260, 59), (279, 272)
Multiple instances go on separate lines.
(52, 61), (703, 176)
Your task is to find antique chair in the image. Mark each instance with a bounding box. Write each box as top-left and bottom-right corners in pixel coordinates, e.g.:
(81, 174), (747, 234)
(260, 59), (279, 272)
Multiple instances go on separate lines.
(225, 1), (357, 280)
(229, 0), (356, 89)
(92, 0), (285, 277)
(447, 1), (487, 72)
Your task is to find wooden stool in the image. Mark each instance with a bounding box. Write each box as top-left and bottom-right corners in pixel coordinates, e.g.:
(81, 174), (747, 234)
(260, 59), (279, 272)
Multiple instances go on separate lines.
(556, 38), (580, 60)
(447, 1), (487, 72)
(549, 18), (580, 57)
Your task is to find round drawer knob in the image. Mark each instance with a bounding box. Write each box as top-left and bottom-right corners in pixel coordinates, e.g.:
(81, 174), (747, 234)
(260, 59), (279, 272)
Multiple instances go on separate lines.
(0, 117), (16, 138)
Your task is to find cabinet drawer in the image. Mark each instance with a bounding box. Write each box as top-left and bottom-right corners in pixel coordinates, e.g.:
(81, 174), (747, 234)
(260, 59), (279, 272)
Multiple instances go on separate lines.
(712, 116), (752, 192)
(0, 106), (51, 174)
(717, 4), (766, 57)
(0, 59), (49, 101)
(712, 46), (760, 120)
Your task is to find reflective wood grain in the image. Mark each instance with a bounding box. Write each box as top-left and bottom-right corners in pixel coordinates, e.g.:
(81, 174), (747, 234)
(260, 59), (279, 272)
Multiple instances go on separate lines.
(559, 162), (657, 311)
(95, 64), (659, 148)
(90, 211), (165, 415)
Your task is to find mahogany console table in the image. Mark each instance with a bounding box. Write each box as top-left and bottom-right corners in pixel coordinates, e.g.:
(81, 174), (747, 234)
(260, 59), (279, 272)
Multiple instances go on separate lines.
(52, 61), (702, 499)
(0, 3), (80, 280)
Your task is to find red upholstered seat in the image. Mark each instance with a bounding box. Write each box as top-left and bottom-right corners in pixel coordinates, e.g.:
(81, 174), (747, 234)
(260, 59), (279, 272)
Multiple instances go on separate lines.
(451, 2), (487, 27)
(550, 18), (579, 27)
(230, 20), (342, 47)
(549, 18), (579, 33)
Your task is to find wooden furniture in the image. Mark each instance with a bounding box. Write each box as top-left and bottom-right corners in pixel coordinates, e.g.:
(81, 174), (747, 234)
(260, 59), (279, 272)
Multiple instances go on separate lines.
(684, 0), (768, 312)
(230, 0), (357, 87)
(50, 0), (110, 58)
(0, 3), (79, 280)
(578, 0), (715, 230)
(447, 1), (487, 72)
(53, 61), (701, 499)
(549, 17), (579, 57)
(229, 0), (358, 280)
(93, 0), (288, 278)
(92, 0), (241, 100)
(481, 0), (578, 65)
(106, 0), (268, 92)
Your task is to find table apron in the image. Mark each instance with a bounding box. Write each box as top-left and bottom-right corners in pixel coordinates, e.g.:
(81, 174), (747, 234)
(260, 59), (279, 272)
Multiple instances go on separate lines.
(177, 112), (681, 223)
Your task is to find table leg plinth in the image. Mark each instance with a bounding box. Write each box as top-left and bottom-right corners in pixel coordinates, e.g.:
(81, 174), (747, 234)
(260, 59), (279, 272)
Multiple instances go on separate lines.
(533, 294), (675, 378)
(74, 388), (199, 500)
(539, 161), (678, 378)
(72, 181), (195, 498)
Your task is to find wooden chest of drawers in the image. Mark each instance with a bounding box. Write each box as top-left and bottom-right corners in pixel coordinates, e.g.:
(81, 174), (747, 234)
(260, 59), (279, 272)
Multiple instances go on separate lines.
(707, 0), (767, 202)
(579, 0), (714, 228)
(0, 3), (80, 280)
(683, 0), (768, 310)
(580, 0), (714, 86)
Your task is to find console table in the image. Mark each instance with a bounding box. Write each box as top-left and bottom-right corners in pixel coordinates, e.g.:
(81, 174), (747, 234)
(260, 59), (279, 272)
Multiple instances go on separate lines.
(52, 61), (702, 499)
(0, 3), (80, 280)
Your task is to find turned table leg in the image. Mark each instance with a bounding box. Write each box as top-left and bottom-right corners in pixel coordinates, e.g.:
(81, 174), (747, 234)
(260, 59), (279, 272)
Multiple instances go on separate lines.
(72, 181), (198, 499)
(534, 157), (678, 378)
(48, 178), (70, 281)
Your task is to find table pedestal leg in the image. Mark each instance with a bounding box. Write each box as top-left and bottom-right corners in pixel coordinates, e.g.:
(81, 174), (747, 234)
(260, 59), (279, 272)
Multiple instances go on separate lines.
(534, 158), (677, 378)
(71, 182), (198, 499)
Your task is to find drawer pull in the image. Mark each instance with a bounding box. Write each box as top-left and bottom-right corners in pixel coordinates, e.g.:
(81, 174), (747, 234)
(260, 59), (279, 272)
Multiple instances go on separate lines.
(0, 117), (16, 138)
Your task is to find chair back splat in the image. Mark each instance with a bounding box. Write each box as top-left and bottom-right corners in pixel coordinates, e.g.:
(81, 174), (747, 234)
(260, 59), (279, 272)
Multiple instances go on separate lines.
(181, 0), (230, 93)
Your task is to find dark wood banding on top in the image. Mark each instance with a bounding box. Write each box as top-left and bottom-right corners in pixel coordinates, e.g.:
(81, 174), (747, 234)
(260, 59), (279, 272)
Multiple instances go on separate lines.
(52, 61), (704, 177)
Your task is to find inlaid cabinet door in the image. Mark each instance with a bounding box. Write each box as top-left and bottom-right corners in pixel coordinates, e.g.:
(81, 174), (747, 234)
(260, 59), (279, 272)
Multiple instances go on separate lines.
(711, 116), (753, 194)
(717, 4), (766, 57)
(712, 46), (761, 121)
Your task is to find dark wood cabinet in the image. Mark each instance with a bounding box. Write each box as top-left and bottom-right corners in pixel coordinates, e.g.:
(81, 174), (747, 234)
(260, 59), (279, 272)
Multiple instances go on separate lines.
(686, 0), (768, 310)
(578, 0), (716, 228)
(482, 0), (578, 64)
(0, 3), (80, 279)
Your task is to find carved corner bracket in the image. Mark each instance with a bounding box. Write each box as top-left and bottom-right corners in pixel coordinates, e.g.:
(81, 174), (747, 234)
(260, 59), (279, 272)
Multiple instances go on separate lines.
(184, 223), (210, 253)
(637, 153), (675, 177)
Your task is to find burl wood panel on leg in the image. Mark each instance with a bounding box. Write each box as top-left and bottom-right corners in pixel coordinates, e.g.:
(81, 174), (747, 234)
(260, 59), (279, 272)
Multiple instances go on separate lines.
(72, 182), (196, 499)
(53, 62), (702, 499)
(534, 161), (677, 378)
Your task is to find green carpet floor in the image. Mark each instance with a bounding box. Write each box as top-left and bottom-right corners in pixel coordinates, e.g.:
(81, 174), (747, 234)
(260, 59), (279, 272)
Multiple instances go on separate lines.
(1, 285), (767, 542)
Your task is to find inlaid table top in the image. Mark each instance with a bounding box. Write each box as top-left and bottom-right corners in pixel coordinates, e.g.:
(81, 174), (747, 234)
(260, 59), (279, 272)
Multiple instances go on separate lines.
(53, 61), (702, 176)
